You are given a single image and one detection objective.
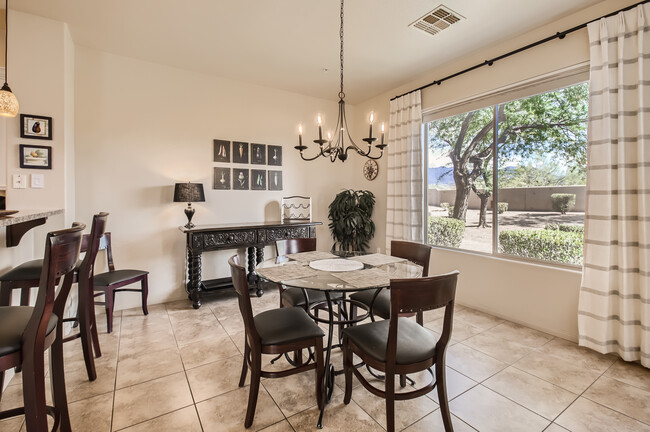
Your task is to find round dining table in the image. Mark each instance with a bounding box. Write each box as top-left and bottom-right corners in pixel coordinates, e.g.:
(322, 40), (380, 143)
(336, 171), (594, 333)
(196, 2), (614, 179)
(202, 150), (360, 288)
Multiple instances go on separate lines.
(256, 251), (423, 428)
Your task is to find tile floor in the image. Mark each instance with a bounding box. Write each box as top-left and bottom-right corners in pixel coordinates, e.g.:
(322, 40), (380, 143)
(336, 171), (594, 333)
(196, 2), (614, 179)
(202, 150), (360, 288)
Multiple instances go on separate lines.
(1, 286), (650, 431)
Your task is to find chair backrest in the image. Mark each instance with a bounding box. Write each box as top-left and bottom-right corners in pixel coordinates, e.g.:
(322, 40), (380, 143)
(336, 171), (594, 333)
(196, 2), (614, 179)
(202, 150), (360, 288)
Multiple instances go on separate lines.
(228, 255), (260, 345)
(391, 240), (432, 277)
(97, 232), (116, 271)
(24, 224), (85, 348)
(387, 271), (459, 362)
(275, 238), (317, 256)
(78, 213), (109, 283)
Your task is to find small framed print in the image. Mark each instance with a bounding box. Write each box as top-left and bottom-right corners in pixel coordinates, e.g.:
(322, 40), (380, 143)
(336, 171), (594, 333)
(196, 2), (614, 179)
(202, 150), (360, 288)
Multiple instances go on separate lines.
(213, 139), (230, 163)
(20, 114), (52, 140)
(233, 141), (249, 164)
(251, 143), (266, 165)
(233, 168), (250, 190)
(213, 167), (231, 190)
(251, 169), (266, 190)
(19, 144), (52, 169)
(268, 170), (283, 190)
(268, 145), (282, 166)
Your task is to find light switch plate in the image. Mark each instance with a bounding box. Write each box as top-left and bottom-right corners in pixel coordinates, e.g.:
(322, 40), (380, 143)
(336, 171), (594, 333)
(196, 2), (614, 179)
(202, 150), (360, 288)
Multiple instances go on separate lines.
(31, 174), (45, 188)
(12, 174), (27, 189)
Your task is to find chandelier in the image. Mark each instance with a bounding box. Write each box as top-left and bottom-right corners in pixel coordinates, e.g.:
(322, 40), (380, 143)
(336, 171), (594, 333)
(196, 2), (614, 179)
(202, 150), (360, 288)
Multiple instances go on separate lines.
(295, 0), (386, 162)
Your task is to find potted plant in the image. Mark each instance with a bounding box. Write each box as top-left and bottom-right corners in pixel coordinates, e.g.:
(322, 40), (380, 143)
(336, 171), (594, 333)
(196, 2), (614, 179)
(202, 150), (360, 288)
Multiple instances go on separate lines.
(328, 189), (375, 253)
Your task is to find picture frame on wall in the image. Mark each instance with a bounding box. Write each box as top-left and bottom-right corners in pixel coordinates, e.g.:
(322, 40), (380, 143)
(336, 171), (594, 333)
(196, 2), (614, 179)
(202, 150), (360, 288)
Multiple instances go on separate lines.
(268, 145), (282, 166)
(213, 167), (231, 190)
(233, 168), (250, 190)
(251, 143), (266, 165)
(233, 141), (249, 164)
(20, 114), (53, 140)
(19, 144), (52, 169)
(268, 170), (283, 190)
(251, 169), (266, 190)
(213, 139), (230, 163)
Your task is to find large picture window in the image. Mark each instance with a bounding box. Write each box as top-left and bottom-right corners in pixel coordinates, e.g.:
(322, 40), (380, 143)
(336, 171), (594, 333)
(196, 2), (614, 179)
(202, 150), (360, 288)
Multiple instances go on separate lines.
(426, 82), (588, 266)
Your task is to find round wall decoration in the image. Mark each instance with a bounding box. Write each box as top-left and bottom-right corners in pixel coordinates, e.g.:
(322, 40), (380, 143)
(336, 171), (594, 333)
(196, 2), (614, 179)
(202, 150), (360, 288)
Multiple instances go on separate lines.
(363, 159), (379, 181)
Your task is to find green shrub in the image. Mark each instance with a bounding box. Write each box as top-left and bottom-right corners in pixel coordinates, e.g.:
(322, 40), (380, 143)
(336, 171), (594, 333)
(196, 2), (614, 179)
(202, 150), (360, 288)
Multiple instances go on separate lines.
(428, 217), (465, 248)
(497, 202), (508, 214)
(499, 229), (583, 265)
(551, 193), (576, 214)
(440, 202), (454, 217)
(545, 223), (584, 234)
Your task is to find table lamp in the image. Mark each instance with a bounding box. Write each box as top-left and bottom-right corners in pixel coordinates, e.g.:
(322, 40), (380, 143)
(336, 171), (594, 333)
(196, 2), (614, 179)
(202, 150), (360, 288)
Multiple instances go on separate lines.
(174, 182), (205, 228)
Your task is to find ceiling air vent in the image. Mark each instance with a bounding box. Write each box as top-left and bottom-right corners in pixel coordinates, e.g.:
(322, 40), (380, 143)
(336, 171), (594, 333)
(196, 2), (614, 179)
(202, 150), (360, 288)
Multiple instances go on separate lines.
(410, 5), (464, 37)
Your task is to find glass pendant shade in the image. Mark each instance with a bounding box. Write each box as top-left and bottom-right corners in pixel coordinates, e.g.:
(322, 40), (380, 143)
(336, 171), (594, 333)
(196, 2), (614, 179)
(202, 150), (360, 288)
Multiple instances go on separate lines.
(0, 84), (19, 117)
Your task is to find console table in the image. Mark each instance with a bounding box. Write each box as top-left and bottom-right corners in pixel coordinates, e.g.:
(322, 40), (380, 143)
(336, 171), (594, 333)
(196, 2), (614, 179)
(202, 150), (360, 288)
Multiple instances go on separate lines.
(179, 220), (321, 309)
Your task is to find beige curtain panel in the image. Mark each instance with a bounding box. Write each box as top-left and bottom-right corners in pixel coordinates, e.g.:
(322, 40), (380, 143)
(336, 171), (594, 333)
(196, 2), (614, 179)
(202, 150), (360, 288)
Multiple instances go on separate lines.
(385, 91), (423, 253)
(579, 4), (650, 367)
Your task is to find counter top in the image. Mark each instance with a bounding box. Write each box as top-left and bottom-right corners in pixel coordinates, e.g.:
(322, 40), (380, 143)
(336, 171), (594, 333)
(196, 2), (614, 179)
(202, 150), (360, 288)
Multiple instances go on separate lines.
(0, 209), (64, 227)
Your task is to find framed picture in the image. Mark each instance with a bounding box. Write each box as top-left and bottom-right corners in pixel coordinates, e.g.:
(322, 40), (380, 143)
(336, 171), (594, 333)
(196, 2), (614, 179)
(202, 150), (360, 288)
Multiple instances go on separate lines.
(20, 114), (52, 140)
(19, 144), (52, 169)
(251, 169), (266, 190)
(251, 143), (266, 165)
(213, 167), (231, 190)
(233, 141), (249, 164)
(268, 170), (283, 190)
(213, 139), (230, 163)
(233, 168), (250, 190)
(268, 145), (282, 166)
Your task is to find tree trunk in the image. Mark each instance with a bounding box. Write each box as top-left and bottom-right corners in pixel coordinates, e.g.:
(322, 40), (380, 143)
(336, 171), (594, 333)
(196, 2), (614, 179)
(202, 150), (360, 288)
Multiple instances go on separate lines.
(476, 193), (490, 228)
(452, 183), (471, 221)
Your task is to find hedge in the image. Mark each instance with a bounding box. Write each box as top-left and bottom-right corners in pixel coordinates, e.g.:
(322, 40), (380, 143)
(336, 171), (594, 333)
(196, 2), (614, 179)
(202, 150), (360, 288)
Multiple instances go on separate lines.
(499, 228), (583, 265)
(497, 202), (508, 214)
(545, 223), (584, 234)
(551, 193), (576, 214)
(440, 202), (454, 218)
(428, 217), (465, 248)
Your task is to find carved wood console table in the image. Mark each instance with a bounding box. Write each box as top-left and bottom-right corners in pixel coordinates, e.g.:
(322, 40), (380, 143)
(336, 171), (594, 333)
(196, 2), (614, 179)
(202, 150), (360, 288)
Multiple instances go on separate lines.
(179, 221), (321, 309)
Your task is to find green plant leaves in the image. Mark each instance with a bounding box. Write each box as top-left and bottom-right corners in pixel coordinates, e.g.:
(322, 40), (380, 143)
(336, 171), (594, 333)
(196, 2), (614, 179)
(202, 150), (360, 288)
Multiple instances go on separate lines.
(328, 189), (376, 252)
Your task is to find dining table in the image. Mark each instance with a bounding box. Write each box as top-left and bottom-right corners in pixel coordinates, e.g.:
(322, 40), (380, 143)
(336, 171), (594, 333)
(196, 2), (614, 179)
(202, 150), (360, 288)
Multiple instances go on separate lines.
(256, 251), (423, 428)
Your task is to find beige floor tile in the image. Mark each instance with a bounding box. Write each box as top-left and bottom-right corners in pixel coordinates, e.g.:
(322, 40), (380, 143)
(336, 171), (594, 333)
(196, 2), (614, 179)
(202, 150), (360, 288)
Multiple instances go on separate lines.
(425, 318), (483, 343)
(483, 366), (577, 420)
(583, 375), (650, 424)
(484, 321), (553, 348)
(556, 397), (650, 432)
(258, 420), (295, 432)
(196, 386), (284, 432)
(463, 331), (533, 364)
(402, 410), (476, 432)
(449, 385), (549, 432)
(64, 360), (117, 403)
(544, 424), (570, 432)
(426, 366), (477, 404)
(172, 314), (226, 347)
(422, 304), (466, 324)
(453, 308), (504, 331)
(116, 345), (184, 388)
(118, 326), (177, 359)
(68, 392), (113, 432)
(122, 303), (167, 318)
(112, 372), (193, 430)
(179, 331), (240, 370)
(513, 350), (602, 394)
(116, 406), (202, 432)
(605, 358), (650, 392)
(287, 394), (383, 432)
(537, 337), (617, 373)
(0, 417), (23, 432)
(218, 312), (247, 336)
(186, 354), (248, 402)
(231, 330), (247, 355)
(445, 343), (508, 382)
(263, 369), (337, 417)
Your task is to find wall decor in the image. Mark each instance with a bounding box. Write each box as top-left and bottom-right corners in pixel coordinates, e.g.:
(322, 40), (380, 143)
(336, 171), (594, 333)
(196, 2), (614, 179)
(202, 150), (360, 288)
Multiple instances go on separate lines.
(251, 169), (267, 190)
(233, 168), (250, 190)
(268, 145), (282, 166)
(19, 144), (52, 169)
(213, 139), (230, 163)
(213, 167), (231, 190)
(233, 141), (249, 164)
(363, 159), (378, 181)
(268, 170), (283, 190)
(251, 143), (266, 165)
(20, 114), (52, 140)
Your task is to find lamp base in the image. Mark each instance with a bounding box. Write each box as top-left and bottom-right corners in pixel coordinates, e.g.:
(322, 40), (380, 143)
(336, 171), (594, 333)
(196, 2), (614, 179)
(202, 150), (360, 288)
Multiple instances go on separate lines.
(184, 204), (196, 229)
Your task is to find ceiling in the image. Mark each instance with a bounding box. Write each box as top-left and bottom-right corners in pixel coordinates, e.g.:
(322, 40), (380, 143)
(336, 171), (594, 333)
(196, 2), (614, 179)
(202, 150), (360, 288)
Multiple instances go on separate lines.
(9, 0), (606, 103)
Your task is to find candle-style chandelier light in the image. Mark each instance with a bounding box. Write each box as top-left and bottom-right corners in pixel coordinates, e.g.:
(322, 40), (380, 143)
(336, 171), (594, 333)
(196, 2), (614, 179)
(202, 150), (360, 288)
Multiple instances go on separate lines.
(295, 0), (386, 162)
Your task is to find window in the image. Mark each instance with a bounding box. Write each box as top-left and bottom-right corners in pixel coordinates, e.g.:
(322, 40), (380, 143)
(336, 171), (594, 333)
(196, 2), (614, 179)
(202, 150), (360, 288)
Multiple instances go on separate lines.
(426, 82), (588, 266)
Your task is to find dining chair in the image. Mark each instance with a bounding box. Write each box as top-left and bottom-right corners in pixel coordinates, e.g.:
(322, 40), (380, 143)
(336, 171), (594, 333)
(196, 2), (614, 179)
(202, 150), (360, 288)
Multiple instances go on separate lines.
(341, 271), (459, 432)
(0, 223), (86, 432)
(229, 254), (325, 428)
(92, 232), (149, 333)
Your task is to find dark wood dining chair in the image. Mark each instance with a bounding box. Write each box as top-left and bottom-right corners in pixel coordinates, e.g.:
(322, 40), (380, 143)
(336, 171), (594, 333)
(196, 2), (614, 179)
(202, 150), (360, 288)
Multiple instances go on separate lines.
(229, 254), (325, 428)
(0, 223), (86, 432)
(349, 240), (432, 325)
(342, 271), (459, 432)
(93, 232), (149, 333)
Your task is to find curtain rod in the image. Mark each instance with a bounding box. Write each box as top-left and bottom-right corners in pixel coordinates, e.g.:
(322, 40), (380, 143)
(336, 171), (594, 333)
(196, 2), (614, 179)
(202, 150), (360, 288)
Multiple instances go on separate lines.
(390, 0), (650, 101)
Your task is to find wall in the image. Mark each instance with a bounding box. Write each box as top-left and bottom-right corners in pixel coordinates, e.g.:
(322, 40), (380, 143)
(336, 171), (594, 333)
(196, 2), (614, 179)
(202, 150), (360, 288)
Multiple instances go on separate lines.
(352, 0), (638, 341)
(75, 47), (373, 311)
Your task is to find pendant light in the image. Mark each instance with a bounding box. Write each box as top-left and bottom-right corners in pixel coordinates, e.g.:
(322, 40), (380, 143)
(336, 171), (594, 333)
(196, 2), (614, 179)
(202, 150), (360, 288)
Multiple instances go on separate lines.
(0, 0), (18, 118)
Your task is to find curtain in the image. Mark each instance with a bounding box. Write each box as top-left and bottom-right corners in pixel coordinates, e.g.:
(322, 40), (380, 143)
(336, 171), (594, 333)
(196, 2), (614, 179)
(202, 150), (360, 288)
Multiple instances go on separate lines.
(385, 91), (423, 253)
(579, 4), (650, 367)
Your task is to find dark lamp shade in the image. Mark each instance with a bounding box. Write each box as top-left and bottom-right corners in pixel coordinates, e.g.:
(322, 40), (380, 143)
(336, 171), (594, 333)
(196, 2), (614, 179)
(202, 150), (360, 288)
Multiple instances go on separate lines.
(174, 182), (205, 203)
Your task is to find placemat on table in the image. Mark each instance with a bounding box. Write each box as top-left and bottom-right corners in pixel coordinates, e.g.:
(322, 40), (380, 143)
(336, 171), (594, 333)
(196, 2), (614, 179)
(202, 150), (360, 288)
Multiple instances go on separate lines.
(332, 267), (390, 289)
(348, 253), (406, 266)
(256, 262), (320, 283)
(285, 251), (338, 263)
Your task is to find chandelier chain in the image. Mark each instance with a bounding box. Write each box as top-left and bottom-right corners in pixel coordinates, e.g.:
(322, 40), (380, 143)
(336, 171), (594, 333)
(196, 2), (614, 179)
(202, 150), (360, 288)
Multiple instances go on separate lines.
(339, 0), (345, 98)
